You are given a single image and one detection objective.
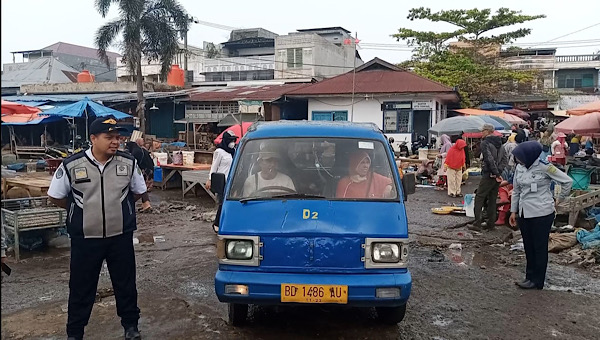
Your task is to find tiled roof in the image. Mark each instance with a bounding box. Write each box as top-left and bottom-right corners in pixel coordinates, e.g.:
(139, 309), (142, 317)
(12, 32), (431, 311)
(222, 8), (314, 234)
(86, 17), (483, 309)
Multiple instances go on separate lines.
(287, 58), (455, 96)
(43, 42), (121, 60)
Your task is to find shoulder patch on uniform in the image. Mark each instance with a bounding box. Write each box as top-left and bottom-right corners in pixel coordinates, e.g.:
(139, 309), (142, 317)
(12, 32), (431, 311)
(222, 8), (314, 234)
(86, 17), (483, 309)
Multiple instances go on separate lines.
(116, 164), (128, 176)
(55, 167), (64, 179)
(548, 165), (558, 174)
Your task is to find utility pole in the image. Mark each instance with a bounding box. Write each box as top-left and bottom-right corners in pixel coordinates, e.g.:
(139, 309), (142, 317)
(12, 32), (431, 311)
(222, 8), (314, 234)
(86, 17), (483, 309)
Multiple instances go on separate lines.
(350, 32), (358, 122)
(183, 20), (189, 87)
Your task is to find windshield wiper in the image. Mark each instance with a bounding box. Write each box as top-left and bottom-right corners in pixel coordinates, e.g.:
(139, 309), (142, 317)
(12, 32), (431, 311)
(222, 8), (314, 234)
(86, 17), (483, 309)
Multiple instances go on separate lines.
(240, 193), (326, 203)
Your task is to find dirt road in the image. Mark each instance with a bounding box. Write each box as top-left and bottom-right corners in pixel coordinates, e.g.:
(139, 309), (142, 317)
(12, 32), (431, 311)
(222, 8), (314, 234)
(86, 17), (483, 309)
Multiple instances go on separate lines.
(2, 181), (600, 339)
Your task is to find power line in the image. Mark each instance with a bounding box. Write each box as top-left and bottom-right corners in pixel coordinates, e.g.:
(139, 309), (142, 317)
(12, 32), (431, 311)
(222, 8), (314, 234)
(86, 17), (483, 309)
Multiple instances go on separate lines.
(529, 22), (600, 49)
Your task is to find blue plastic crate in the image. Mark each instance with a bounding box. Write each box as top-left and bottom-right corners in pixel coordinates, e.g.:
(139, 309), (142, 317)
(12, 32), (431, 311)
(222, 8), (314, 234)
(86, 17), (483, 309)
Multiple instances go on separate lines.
(568, 167), (594, 190)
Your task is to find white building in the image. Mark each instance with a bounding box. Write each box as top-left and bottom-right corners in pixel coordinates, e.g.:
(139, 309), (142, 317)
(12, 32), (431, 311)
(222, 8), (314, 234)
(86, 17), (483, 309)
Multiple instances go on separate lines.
(286, 58), (460, 145)
(275, 27), (363, 79)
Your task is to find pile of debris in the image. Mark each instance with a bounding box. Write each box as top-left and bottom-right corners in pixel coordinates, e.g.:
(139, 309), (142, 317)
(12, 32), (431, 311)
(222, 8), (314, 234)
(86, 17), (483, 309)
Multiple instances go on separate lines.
(150, 201), (197, 214)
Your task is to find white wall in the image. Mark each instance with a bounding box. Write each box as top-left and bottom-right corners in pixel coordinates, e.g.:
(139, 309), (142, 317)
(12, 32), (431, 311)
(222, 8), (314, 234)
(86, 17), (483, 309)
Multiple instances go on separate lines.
(307, 95), (444, 146)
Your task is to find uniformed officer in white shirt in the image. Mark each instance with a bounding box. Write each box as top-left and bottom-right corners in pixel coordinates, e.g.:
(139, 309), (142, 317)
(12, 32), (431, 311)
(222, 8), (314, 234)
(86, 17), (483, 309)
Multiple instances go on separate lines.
(509, 141), (572, 290)
(49, 117), (146, 340)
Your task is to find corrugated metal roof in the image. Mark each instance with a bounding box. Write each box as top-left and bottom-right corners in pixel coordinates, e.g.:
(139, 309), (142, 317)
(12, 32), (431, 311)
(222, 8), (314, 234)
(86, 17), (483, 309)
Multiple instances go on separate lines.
(188, 83), (309, 102)
(43, 42), (121, 60)
(2, 93), (131, 103)
(287, 58), (455, 96)
(1, 57), (79, 88)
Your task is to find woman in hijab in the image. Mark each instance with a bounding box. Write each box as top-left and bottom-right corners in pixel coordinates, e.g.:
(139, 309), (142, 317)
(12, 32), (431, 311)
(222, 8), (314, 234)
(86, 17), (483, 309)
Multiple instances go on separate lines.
(416, 159), (435, 182)
(336, 151), (393, 199)
(444, 138), (467, 197)
(206, 130), (238, 232)
(570, 134), (581, 156)
(509, 141), (572, 289)
(436, 134), (452, 188)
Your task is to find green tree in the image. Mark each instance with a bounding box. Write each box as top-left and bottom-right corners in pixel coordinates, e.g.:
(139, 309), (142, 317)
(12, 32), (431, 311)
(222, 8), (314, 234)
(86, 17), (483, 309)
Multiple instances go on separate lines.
(393, 7), (546, 107)
(393, 7), (545, 59)
(408, 50), (537, 107)
(95, 0), (189, 134)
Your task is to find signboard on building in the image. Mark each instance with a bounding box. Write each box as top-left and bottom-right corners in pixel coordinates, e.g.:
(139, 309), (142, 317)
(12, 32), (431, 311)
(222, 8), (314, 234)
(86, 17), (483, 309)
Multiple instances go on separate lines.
(412, 100), (434, 110)
(238, 100), (263, 114)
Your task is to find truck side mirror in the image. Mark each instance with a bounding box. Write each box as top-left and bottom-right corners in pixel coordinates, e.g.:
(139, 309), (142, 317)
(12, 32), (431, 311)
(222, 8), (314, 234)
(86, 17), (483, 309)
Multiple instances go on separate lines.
(401, 172), (416, 201)
(210, 173), (226, 198)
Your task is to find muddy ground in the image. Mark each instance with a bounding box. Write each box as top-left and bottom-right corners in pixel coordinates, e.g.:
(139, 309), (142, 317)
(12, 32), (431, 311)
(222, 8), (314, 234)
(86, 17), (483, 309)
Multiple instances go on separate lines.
(2, 178), (600, 340)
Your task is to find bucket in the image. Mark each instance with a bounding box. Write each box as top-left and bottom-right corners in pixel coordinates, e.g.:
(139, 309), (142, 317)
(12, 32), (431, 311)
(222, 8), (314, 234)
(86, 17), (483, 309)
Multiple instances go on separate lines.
(153, 167), (163, 182)
(153, 152), (168, 166)
(172, 151), (183, 165)
(464, 194), (475, 218)
(568, 168), (593, 190)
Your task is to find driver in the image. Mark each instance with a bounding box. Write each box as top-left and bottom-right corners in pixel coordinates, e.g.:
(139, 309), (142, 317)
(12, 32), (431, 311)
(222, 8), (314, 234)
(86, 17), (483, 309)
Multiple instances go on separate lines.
(242, 145), (295, 197)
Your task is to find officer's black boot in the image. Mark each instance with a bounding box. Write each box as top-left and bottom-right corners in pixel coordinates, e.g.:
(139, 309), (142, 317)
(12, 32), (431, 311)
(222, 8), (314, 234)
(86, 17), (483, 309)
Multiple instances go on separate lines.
(124, 326), (141, 340)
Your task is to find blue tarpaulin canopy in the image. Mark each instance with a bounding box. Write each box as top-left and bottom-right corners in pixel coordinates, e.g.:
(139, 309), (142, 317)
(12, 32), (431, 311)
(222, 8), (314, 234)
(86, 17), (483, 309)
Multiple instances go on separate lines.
(479, 102), (513, 111)
(43, 97), (132, 119)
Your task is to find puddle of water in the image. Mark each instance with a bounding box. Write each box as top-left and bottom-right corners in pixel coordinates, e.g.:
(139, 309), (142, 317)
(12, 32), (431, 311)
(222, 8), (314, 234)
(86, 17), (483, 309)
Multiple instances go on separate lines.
(182, 281), (210, 298)
(544, 263), (600, 295)
(432, 314), (453, 327)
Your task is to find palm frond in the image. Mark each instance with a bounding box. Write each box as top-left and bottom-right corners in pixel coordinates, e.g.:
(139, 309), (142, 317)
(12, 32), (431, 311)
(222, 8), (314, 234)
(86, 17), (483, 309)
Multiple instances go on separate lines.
(95, 19), (123, 67)
(94, 0), (117, 18)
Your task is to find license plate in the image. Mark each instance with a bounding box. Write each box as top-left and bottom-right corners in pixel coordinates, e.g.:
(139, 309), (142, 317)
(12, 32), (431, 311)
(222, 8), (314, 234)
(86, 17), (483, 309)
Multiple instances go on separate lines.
(281, 284), (348, 304)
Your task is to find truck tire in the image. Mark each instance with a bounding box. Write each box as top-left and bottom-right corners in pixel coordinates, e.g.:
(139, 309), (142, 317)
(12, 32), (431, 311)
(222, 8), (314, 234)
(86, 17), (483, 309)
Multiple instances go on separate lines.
(228, 303), (248, 326)
(376, 304), (407, 324)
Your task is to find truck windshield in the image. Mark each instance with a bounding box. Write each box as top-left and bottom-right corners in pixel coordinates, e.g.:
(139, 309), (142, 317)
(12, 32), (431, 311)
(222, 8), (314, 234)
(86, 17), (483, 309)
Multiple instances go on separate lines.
(228, 138), (399, 201)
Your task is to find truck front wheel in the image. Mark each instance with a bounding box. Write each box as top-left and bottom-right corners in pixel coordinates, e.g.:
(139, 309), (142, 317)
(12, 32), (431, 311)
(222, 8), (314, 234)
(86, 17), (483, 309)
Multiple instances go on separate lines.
(228, 303), (248, 326)
(376, 304), (407, 324)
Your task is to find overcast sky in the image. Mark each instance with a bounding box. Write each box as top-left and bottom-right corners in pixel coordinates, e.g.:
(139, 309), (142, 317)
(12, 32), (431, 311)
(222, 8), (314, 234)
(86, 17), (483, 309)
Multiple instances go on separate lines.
(2, 0), (599, 70)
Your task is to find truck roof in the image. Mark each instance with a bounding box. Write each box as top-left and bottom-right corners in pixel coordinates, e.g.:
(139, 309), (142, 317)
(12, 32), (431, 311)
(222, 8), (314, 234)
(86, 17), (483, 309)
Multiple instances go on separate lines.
(244, 121), (385, 140)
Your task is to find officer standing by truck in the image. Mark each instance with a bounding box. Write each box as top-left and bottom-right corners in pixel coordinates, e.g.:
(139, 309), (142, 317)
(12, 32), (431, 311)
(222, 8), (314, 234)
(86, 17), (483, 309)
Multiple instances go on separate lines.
(48, 117), (147, 340)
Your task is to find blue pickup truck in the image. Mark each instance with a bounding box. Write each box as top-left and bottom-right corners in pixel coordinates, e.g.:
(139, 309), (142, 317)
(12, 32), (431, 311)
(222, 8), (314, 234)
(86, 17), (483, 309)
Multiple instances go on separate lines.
(213, 121), (412, 325)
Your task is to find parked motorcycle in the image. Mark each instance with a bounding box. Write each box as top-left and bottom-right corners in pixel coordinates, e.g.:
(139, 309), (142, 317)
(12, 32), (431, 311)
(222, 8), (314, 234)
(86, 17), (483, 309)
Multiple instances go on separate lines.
(411, 135), (428, 155)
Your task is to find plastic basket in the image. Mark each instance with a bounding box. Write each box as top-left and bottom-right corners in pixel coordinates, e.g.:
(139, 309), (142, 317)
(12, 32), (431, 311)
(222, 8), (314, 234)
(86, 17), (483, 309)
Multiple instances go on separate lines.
(568, 168), (594, 190)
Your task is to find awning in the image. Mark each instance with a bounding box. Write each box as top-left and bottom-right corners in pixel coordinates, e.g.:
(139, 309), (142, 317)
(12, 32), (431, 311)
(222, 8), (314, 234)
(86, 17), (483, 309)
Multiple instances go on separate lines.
(453, 108), (504, 118)
(217, 113), (262, 127)
(551, 110), (569, 118)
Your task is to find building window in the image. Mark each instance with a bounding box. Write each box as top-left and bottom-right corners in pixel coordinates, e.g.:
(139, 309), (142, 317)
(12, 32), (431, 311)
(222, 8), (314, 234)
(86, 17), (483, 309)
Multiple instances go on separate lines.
(287, 48), (303, 68)
(312, 111), (348, 121)
(557, 73), (595, 88)
(382, 102), (412, 133)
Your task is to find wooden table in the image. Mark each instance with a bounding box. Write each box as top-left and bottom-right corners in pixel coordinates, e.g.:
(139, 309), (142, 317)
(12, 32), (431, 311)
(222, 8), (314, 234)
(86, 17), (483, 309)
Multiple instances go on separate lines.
(181, 170), (217, 201)
(2, 174), (53, 199)
(556, 185), (600, 227)
(155, 163), (211, 190)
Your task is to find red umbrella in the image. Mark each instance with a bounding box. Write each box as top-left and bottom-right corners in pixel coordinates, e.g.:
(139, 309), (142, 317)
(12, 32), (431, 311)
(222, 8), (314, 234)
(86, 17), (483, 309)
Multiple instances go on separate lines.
(555, 112), (600, 135)
(566, 100), (600, 116)
(1, 100), (41, 115)
(503, 109), (530, 120)
(214, 122), (253, 145)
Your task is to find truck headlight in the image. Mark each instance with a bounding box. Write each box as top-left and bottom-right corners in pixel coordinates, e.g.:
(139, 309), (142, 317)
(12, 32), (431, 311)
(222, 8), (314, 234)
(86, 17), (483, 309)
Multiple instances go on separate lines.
(226, 240), (253, 260)
(372, 243), (400, 263)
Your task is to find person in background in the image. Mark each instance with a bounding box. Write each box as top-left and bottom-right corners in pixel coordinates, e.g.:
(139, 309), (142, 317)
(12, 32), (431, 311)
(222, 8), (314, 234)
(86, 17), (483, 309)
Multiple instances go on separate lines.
(569, 134), (581, 156)
(550, 133), (568, 165)
(416, 159), (435, 182)
(444, 138), (467, 198)
(502, 133), (518, 183)
(125, 140), (154, 212)
(435, 134), (452, 189)
(584, 136), (594, 152)
(452, 132), (471, 168)
(509, 141), (572, 289)
(1, 212), (7, 278)
(538, 126), (553, 161)
(206, 130), (238, 233)
(469, 124), (508, 232)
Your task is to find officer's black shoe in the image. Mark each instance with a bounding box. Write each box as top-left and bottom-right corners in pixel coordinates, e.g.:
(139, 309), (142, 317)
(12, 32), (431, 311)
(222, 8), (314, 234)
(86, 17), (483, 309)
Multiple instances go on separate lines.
(67, 337), (82, 340)
(517, 280), (537, 290)
(124, 326), (141, 340)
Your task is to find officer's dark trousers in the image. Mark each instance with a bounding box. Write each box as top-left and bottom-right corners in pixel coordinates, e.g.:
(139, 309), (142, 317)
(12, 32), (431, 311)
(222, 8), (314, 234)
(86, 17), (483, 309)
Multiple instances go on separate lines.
(67, 232), (140, 338)
(474, 176), (500, 227)
(518, 213), (554, 289)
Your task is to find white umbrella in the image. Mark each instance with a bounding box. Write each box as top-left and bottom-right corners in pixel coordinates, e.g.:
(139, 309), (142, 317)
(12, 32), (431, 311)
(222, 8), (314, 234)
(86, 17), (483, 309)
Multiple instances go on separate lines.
(429, 116), (487, 136)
